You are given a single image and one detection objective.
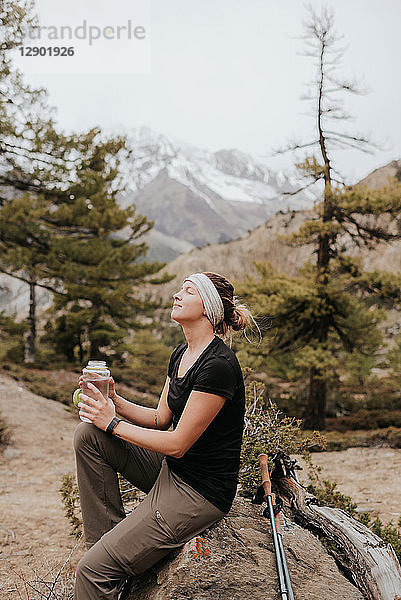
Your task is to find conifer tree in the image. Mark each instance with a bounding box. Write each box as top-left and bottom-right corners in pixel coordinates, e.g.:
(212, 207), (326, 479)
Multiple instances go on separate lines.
(0, 0), (82, 360)
(0, 1), (76, 200)
(0, 2), (171, 362)
(0, 127), (170, 363)
(0, 193), (56, 361)
(43, 135), (171, 362)
(238, 5), (401, 429)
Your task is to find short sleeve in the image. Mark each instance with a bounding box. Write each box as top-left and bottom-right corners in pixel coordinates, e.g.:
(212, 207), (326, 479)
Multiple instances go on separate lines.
(168, 344), (185, 377)
(192, 357), (237, 401)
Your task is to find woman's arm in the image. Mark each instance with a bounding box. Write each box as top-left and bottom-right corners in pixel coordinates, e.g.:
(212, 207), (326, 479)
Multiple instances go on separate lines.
(78, 384), (226, 458)
(79, 375), (173, 430)
(112, 377), (173, 430)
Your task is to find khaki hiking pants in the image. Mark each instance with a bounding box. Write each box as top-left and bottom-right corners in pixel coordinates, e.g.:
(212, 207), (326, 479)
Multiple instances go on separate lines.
(73, 422), (226, 599)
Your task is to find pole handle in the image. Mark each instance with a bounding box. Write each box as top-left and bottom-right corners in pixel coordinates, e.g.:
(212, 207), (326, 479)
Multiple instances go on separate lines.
(259, 454), (282, 533)
(258, 453), (272, 498)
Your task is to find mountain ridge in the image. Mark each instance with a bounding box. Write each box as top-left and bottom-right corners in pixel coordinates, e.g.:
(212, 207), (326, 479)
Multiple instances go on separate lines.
(150, 157), (401, 304)
(121, 126), (319, 261)
(0, 145), (399, 318)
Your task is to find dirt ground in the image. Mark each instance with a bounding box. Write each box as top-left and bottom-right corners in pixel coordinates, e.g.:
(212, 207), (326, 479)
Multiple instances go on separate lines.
(0, 372), (400, 597)
(0, 374), (85, 598)
(297, 448), (401, 525)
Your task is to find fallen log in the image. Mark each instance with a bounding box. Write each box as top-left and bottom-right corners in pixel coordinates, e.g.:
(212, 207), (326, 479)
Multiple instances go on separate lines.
(273, 468), (401, 600)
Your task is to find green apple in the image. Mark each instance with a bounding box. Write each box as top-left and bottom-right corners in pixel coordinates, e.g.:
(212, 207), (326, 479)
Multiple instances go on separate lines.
(72, 388), (81, 408)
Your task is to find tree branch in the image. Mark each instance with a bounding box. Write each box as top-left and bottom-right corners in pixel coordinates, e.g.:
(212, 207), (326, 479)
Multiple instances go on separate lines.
(272, 140), (319, 156)
(281, 176), (322, 196)
(0, 267), (67, 296)
(0, 139), (74, 164)
(324, 130), (380, 149)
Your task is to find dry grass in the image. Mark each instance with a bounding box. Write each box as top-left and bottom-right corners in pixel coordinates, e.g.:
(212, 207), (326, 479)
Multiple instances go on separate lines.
(0, 411), (10, 449)
(311, 427), (401, 451)
(7, 536), (83, 600)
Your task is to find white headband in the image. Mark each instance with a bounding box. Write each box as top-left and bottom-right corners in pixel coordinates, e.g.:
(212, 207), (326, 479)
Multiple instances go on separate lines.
(184, 273), (225, 329)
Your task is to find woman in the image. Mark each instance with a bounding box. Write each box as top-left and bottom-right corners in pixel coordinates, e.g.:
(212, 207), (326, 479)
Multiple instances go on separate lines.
(73, 271), (252, 599)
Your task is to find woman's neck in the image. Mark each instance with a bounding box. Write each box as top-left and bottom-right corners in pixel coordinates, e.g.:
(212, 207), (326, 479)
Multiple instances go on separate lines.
(182, 323), (215, 355)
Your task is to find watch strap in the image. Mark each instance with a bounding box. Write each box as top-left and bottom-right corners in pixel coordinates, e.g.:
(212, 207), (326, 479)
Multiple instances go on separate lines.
(106, 416), (122, 435)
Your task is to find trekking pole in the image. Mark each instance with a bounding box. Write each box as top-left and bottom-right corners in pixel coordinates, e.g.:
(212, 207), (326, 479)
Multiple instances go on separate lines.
(273, 496), (295, 600)
(253, 453), (295, 600)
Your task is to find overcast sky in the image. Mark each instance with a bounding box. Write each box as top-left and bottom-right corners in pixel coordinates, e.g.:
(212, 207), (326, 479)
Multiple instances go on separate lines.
(16, 0), (401, 184)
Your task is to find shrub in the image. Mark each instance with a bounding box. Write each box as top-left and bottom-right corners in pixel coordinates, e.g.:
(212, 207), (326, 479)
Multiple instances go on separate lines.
(59, 474), (82, 539)
(112, 330), (171, 396)
(2, 363), (75, 405)
(370, 517), (401, 562)
(320, 427), (401, 451)
(0, 412), (10, 449)
(2, 339), (25, 363)
(239, 381), (325, 495)
(387, 428), (401, 448)
(326, 409), (401, 432)
(0, 312), (28, 363)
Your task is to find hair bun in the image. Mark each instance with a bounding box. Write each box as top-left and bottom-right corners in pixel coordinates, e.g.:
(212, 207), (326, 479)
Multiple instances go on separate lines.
(230, 302), (251, 331)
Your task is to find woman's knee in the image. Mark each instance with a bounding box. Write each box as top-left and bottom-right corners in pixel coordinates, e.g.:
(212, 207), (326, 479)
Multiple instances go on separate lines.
(73, 421), (99, 453)
(75, 552), (107, 596)
(75, 543), (127, 591)
(75, 553), (91, 583)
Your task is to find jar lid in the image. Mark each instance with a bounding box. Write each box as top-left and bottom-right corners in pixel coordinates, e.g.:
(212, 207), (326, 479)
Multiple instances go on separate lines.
(83, 366), (110, 373)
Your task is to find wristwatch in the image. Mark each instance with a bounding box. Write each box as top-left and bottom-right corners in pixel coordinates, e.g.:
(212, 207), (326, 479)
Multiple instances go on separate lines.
(106, 416), (122, 435)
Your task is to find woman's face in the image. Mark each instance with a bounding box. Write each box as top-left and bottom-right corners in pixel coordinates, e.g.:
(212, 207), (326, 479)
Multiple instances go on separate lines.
(171, 281), (205, 325)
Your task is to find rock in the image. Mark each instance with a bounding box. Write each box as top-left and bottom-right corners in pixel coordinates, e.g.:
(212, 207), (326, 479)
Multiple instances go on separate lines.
(125, 496), (364, 600)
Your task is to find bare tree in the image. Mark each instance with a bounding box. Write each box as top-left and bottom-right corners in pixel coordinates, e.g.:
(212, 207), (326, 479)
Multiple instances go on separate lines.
(264, 4), (401, 429)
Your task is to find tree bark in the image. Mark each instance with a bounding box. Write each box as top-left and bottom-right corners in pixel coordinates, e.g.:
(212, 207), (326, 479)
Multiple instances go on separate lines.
(274, 474), (401, 600)
(24, 278), (36, 363)
(303, 34), (334, 430)
(304, 369), (326, 430)
(89, 341), (100, 360)
(78, 335), (84, 364)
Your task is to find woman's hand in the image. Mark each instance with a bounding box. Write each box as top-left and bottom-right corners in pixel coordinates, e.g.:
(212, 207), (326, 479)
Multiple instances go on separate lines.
(78, 376), (118, 403)
(78, 382), (116, 431)
(108, 377), (118, 403)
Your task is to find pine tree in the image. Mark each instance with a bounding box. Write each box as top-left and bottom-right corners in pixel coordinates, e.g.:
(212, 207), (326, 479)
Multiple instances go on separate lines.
(238, 5), (401, 429)
(0, 193), (56, 361)
(43, 135), (171, 363)
(0, 3), (172, 363)
(0, 1), (75, 200)
(0, 0), (83, 360)
(0, 310), (28, 363)
(237, 260), (401, 424)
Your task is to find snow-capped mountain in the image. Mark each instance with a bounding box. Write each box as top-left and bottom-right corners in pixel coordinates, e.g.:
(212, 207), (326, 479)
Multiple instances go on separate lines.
(120, 127), (319, 261)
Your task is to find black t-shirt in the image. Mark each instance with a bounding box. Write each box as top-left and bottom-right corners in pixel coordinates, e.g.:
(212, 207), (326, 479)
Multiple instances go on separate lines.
(166, 335), (245, 514)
